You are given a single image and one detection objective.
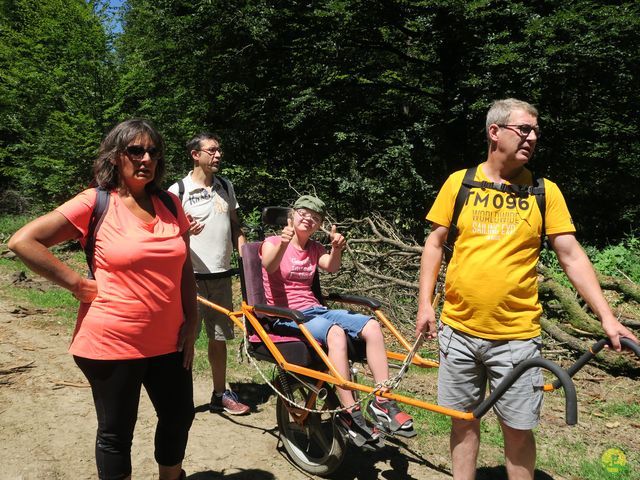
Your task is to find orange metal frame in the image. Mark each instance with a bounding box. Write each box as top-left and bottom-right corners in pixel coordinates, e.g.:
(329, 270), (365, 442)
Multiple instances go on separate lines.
(197, 295), (480, 420)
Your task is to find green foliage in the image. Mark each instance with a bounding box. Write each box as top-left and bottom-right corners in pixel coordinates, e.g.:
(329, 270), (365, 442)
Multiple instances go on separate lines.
(110, 0), (640, 243)
(0, 0), (117, 208)
(0, 214), (30, 237)
(589, 236), (640, 283)
(541, 235), (640, 285)
(2, 0), (640, 244)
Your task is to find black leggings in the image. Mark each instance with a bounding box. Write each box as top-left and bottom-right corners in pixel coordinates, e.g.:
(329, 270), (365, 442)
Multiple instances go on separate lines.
(75, 352), (194, 480)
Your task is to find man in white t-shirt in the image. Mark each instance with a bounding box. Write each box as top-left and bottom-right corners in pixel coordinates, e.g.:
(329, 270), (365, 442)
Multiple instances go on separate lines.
(169, 132), (249, 415)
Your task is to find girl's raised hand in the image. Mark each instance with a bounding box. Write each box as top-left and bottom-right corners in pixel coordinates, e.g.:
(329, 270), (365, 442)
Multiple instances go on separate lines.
(329, 224), (346, 251)
(281, 217), (295, 244)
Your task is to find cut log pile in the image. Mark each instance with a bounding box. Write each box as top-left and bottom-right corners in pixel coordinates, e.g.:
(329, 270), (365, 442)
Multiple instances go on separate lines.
(323, 214), (640, 375)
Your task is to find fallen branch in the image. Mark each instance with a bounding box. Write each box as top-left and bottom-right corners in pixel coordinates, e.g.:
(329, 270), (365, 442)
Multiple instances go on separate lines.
(53, 381), (90, 388)
(329, 213), (639, 375)
(597, 273), (640, 303)
(541, 317), (639, 374)
(537, 270), (604, 335)
(0, 361), (35, 375)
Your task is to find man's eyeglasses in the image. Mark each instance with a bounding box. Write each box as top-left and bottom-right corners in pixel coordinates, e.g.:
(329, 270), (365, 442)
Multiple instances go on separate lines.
(497, 124), (541, 138)
(125, 145), (160, 159)
(296, 209), (323, 224)
(199, 147), (223, 157)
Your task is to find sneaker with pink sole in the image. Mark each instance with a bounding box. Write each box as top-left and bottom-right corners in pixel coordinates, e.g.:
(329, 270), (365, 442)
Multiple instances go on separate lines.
(210, 389), (250, 415)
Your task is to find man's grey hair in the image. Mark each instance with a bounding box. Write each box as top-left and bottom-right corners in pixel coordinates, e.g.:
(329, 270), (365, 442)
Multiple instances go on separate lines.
(486, 98), (538, 138)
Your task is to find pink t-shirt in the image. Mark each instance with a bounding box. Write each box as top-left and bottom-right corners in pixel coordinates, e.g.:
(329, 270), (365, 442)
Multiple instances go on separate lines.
(56, 189), (190, 360)
(260, 236), (326, 311)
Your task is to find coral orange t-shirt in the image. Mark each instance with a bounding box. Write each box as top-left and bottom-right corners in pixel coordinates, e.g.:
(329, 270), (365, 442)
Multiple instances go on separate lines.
(56, 189), (190, 359)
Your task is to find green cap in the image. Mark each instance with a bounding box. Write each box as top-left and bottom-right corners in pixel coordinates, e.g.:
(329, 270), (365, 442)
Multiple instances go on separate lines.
(293, 195), (326, 217)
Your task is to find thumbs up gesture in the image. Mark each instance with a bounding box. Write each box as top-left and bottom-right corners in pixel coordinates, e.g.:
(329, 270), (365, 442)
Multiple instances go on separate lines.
(281, 217), (295, 245)
(329, 224), (346, 252)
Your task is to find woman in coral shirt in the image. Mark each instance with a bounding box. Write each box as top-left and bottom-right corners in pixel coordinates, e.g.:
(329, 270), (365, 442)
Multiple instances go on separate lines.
(9, 119), (198, 480)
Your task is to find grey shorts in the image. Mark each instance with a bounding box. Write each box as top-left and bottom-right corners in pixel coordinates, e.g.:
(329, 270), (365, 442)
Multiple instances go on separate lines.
(437, 324), (544, 430)
(196, 277), (235, 341)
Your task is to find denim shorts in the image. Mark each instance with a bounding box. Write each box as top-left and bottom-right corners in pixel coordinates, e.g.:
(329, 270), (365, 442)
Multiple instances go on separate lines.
(273, 306), (372, 344)
(437, 324), (544, 430)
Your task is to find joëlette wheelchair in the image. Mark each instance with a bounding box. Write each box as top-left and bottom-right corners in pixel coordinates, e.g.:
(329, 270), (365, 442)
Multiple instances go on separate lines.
(196, 207), (640, 477)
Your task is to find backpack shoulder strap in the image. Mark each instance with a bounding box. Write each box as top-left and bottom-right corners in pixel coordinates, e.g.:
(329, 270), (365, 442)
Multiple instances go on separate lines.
(85, 187), (110, 280)
(217, 176), (230, 195)
(177, 179), (185, 203)
(532, 175), (546, 241)
(157, 190), (178, 218)
(442, 168), (547, 263)
(443, 167), (477, 264)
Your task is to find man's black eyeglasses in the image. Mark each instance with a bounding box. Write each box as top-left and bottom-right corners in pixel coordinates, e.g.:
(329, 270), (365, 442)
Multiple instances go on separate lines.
(497, 124), (541, 138)
(125, 145), (160, 159)
(200, 147), (223, 157)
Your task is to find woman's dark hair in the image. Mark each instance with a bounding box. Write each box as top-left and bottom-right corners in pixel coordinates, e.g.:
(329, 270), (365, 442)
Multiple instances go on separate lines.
(93, 118), (166, 192)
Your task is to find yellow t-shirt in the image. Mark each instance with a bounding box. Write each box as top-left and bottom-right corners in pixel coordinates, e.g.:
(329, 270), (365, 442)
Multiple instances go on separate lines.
(427, 164), (575, 340)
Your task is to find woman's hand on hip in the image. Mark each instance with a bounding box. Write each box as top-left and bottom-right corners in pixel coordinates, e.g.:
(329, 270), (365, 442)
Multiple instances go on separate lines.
(71, 277), (98, 303)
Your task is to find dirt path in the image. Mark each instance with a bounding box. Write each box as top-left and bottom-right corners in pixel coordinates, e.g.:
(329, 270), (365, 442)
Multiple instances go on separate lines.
(2, 293), (639, 480)
(0, 303), (452, 480)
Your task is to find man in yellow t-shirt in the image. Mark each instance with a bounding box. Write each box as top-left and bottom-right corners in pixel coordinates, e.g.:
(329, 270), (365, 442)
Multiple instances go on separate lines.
(415, 98), (637, 480)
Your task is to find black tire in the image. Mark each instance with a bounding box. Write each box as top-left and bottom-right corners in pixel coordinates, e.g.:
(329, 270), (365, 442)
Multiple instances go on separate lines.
(275, 375), (346, 476)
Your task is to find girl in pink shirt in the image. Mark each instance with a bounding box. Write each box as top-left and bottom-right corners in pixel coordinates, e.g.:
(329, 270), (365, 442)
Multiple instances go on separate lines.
(260, 195), (414, 448)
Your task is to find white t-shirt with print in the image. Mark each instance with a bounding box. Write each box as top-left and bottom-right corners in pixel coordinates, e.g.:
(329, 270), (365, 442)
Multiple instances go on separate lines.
(168, 172), (240, 273)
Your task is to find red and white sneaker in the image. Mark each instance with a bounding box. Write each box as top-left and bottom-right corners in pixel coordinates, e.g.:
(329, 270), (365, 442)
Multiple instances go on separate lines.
(210, 390), (250, 415)
(367, 398), (416, 438)
(336, 406), (383, 449)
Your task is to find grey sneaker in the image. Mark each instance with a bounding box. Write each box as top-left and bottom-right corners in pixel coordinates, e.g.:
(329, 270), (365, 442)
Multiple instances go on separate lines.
(210, 390), (250, 415)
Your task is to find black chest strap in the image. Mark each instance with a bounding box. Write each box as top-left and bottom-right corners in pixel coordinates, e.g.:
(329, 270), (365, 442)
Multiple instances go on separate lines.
(443, 167), (546, 264)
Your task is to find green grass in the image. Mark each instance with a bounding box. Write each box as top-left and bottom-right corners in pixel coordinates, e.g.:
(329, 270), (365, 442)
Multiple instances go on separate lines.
(580, 463), (634, 480)
(0, 255), (80, 324)
(480, 418), (504, 448)
(536, 426), (639, 480)
(10, 286), (78, 321)
(409, 407), (452, 436)
(0, 214), (30, 237)
(0, 256), (26, 273)
(595, 401), (640, 418)
(577, 454), (636, 480)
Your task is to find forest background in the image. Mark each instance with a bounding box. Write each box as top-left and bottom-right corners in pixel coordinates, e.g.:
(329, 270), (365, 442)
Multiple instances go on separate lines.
(2, 3), (640, 477)
(1, 0), (639, 246)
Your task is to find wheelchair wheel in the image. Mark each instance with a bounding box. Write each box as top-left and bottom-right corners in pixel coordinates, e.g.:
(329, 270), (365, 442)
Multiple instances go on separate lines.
(275, 374), (346, 476)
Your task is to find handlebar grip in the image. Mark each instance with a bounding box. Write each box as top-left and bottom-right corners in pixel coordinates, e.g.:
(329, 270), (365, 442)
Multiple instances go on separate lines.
(551, 337), (640, 390)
